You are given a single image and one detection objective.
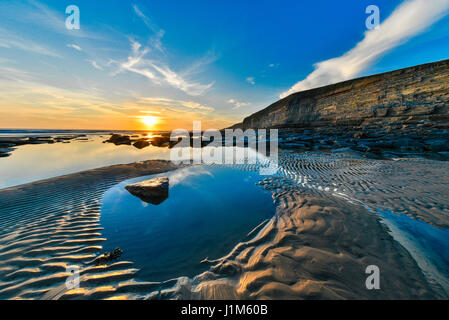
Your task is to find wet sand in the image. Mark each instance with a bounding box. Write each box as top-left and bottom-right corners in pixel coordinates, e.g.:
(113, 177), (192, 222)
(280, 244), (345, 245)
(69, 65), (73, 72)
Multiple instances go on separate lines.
(0, 160), (181, 299)
(191, 192), (443, 299)
(0, 159), (445, 299)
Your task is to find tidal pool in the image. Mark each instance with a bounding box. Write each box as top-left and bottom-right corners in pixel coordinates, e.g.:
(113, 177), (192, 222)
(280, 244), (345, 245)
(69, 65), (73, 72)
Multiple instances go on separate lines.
(379, 209), (449, 295)
(100, 165), (276, 282)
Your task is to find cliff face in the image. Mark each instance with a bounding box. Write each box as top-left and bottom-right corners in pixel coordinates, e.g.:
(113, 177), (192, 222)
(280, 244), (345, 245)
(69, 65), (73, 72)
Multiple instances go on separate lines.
(243, 59), (449, 130)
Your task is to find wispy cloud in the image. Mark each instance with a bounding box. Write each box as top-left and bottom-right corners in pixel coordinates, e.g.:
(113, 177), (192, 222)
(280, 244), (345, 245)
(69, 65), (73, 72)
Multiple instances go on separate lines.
(138, 96), (214, 112)
(246, 76), (255, 85)
(0, 27), (59, 57)
(117, 38), (215, 96)
(132, 4), (165, 53)
(0, 65), (124, 118)
(0, 0), (98, 39)
(227, 98), (249, 109)
(87, 60), (103, 70)
(132, 4), (161, 34)
(67, 44), (83, 52)
(128, 96), (233, 129)
(112, 5), (216, 96)
(280, 0), (449, 98)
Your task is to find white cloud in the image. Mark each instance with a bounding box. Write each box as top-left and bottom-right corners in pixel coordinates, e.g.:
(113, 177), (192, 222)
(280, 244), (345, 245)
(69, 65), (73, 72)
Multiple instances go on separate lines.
(0, 27), (59, 57)
(132, 4), (161, 34)
(87, 60), (103, 70)
(118, 39), (215, 96)
(246, 77), (255, 85)
(0, 65), (124, 117)
(67, 44), (83, 52)
(280, 0), (449, 98)
(138, 96), (214, 112)
(132, 4), (165, 53)
(227, 98), (249, 109)
(0, 0), (98, 39)
(124, 6), (215, 95)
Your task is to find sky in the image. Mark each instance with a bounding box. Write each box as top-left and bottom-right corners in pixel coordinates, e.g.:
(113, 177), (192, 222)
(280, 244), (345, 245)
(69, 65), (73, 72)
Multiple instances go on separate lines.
(0, 0), (449, 130)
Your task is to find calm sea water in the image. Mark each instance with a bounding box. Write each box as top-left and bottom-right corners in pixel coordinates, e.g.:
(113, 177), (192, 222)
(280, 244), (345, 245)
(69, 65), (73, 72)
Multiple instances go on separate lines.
(0, 133), (172, 189)
(100, 165), (276, 282)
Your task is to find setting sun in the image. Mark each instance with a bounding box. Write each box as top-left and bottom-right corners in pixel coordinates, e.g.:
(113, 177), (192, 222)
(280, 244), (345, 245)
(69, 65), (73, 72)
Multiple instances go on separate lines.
(141, 116), (159, 129)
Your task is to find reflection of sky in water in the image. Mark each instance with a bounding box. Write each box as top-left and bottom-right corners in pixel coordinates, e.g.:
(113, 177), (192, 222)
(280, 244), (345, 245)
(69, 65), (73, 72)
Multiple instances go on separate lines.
(100, 166), (276, 282)
(0, 133), (274, 189)
(0, 135), (172, 188)
(379, 209), (449, 295)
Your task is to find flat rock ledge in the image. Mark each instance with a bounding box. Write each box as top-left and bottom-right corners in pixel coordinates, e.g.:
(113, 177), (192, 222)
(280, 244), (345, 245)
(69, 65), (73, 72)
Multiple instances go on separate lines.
(125, 177), (169, 205)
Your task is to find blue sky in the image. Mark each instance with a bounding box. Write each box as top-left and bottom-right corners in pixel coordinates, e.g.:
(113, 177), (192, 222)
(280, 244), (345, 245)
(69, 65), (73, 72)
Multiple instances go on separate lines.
(0, 0), (449, 129)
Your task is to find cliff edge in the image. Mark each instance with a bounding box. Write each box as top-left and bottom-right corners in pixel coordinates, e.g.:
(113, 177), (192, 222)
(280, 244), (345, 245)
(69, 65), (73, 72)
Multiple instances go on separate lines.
(243, 59), (449, 130)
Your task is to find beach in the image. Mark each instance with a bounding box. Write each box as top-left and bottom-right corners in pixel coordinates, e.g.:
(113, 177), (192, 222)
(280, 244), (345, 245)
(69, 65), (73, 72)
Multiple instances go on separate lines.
(1, 140), (448, 299)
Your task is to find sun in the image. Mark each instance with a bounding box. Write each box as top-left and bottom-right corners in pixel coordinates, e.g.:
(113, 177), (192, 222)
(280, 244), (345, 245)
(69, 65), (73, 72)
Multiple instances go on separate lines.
(141, 116), (159, 129)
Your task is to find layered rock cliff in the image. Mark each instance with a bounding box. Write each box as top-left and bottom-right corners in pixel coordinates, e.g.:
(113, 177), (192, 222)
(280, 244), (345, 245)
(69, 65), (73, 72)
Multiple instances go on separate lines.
(243, 59), (449, 130)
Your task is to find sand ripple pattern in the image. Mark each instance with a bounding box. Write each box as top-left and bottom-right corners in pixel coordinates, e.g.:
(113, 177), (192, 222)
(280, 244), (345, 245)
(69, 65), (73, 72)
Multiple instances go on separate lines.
(213, 152), (449, 229)
(0, 161), (180, 300)
(0, 154), (448, 300)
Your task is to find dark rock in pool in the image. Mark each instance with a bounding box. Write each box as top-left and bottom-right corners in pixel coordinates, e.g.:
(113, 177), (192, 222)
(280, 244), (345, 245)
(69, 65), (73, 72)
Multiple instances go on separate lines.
(150, 136), (170, 147)
(125, 177), (169, 205)
(105, 134), (132, 145)
(133, 139), (150, 149)
(90, 248), (123, 265)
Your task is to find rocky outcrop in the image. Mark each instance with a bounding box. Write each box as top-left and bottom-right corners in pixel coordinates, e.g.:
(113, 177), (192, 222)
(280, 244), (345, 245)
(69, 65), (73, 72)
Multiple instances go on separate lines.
(105, 134), (132, 145)
(125, 177), (169, 205)
(103, 133), (179, 149)
(89, 248), (123, 266)
(242, 59), (449, 130)
(0, 135), (86, 157)
(133, 139), (150, 149)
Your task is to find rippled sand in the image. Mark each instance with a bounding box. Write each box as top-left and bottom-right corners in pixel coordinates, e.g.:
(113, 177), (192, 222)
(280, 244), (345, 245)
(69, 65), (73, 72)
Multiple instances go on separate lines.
(191, 192), (444, 299)
(0, 160), (180, 299)
(0, 154), (448, 299)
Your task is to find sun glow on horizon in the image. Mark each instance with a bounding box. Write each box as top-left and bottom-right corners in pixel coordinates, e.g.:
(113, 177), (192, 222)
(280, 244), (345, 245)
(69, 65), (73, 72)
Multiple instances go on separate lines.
(140, 116), (159, 129)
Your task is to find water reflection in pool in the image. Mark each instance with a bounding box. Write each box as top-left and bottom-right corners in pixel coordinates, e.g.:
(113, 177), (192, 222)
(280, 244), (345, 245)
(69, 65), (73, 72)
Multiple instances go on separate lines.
(379, 209), (449, 294)
(100, 165), (276, 282)
(0, 135), (172, 189)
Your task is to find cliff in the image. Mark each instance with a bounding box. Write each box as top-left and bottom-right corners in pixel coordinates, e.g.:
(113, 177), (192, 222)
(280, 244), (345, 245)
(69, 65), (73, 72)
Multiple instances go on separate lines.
(242, 59), (449, 130)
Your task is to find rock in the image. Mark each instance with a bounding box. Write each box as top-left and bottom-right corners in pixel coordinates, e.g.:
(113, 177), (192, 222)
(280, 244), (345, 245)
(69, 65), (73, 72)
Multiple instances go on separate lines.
(0, 147), (15, 157)
(0, 147), (15, 153)
(394, 138), (426, 152)
(90, 248), (123, 265)
(150, 136), (170, 147)
(133, 139), (150, 149)
(425, 139), (449, 152)
(125, 177), (169, 205)
(375, 107), (390, 117)
(27, 137), (55, 144)
(106, 134), (131, 145)
(439, 151), (449, 159)
(353, 131), (367, 139)
(0, 143), (16, 148)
